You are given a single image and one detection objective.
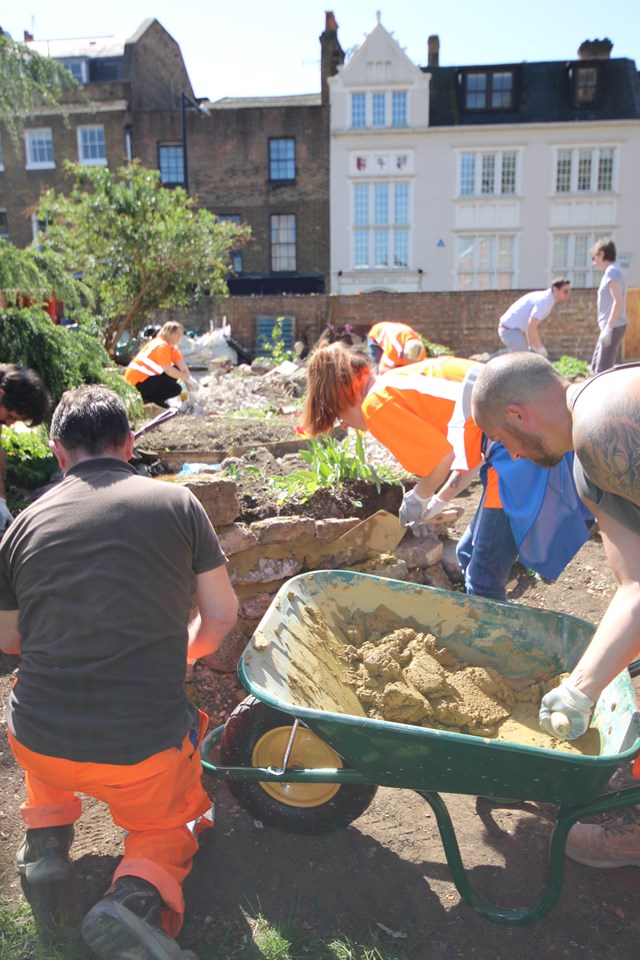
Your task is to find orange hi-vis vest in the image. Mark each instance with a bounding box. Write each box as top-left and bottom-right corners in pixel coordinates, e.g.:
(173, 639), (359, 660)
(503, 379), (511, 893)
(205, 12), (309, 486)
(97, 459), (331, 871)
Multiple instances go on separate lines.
(361, 356), (484, 480)
(368, 322), (426, 371)
(124, 337), (183, 387)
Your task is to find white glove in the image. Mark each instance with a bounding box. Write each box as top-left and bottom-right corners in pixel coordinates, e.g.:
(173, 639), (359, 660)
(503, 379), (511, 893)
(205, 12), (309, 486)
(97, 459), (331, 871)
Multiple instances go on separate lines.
(0, 498), (13, 534)
(530, 345), (548, 357)
(186, 378), (200, 394)
(399, 488), (440, 538)
(599, 329), (612, 348)
(539, 680), (594, 741)
(423, 495), (449, 520)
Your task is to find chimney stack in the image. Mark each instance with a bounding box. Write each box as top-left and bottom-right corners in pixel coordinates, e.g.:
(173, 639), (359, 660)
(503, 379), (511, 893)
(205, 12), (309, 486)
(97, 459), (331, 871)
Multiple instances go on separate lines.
(24, 30), (34, 42)
(428, 35), (440, 68)
(577, 38), (613, 60)
(320, 11), (345, 105)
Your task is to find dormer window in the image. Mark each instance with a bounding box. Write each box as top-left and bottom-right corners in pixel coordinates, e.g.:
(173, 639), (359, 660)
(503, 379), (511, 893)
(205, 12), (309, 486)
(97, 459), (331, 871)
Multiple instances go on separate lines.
(572, 64), (600, 107)
(58, 57), (89, 84)
(461, 68), (515, 111)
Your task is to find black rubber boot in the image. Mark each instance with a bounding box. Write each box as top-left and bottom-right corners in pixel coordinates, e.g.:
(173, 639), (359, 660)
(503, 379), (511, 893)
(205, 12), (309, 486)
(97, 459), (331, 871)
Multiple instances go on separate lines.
(16, 824), (74, 884)
(81, 875), (197, 960)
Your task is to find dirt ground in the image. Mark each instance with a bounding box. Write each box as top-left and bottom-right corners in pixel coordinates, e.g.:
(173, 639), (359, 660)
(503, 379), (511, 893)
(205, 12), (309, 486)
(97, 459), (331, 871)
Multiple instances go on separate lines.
(2, 405), (639, 960)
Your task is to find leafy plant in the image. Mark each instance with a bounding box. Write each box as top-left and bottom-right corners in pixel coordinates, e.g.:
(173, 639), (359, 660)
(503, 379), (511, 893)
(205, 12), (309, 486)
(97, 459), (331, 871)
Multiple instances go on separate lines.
(422, 338), (453, 357)
(259, 315), (294, 363)
(36, 161), (251, 354)
(300, 432), (399, 493)
(552, 355), (590, 380)
(2, 426), (58, 507)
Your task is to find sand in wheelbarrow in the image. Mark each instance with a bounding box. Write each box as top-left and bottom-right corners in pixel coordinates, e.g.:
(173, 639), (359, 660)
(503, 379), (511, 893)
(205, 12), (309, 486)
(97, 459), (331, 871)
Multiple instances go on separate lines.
(275, 601), (599, 756)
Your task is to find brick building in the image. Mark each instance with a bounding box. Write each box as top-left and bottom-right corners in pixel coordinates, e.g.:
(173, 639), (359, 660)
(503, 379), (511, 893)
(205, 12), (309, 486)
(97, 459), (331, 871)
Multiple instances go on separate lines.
(0, 19), (194, 248)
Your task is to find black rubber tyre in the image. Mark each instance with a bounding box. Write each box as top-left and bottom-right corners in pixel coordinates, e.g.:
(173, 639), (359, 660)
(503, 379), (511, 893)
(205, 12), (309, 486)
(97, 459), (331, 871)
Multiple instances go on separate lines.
(219, 696), (377, 834)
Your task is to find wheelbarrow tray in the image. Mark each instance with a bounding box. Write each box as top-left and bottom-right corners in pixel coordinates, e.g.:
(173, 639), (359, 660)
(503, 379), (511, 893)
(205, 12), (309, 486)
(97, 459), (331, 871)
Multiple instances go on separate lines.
(239, 570), (640, 806)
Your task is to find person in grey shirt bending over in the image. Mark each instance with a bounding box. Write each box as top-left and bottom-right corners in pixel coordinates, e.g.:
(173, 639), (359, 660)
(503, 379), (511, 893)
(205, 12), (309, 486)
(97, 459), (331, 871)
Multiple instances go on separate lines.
(498, 279), (571, 357)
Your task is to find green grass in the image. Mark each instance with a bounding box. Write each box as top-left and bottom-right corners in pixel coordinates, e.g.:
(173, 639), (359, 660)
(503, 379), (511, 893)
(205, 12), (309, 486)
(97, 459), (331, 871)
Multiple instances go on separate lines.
(0, 897), (410, 960)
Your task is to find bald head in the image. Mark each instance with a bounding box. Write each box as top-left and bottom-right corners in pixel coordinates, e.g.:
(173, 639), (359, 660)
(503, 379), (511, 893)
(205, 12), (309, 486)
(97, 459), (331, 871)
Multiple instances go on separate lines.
(471, 353), (568, 432)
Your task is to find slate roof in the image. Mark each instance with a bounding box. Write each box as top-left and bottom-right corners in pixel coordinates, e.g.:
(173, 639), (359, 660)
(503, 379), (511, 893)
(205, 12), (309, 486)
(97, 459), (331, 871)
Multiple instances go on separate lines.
(209, 94), (321, 110)
(424, 58), (640, 126)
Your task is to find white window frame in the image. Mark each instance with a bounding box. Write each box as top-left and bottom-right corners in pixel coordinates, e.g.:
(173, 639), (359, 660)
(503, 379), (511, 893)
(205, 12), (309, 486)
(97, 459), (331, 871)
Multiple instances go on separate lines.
(352, 181), (411, 270)
(553, 146), (617, 194)
(456, 234), (516, 290)
(458, 150), (519, 197)
(270, 214), (296, 272)
(551, 230), (612, 288)
(350, 91), (409, 129)
(25, 128), (55, 170)
(77, 125), (107, 166)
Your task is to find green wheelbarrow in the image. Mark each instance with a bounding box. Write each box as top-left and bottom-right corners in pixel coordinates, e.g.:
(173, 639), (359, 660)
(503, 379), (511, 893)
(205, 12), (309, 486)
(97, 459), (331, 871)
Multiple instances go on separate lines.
(201, 570), (640, 925)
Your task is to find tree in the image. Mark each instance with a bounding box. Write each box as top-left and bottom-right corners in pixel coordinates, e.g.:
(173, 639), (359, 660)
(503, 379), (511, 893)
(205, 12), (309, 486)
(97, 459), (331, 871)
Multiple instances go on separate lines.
(0, 33), (79, 147)
(0, 238), (93, 314)
(37, 161), (251, 354)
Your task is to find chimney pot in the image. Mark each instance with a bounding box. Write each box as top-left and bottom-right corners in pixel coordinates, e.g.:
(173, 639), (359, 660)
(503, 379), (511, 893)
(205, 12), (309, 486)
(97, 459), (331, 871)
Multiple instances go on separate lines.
(325, 11), (338, 33)
(577, 37), (613, 60)
(24, 29), (34, 42)
(428, 34), (440, 68)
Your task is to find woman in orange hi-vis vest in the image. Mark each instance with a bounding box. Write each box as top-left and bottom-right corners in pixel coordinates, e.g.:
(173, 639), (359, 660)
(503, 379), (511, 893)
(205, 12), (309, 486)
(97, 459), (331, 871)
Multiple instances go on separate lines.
(367, 321), (426, 372)
(124, 321), (195, 407)
(302, 342), (591, 602)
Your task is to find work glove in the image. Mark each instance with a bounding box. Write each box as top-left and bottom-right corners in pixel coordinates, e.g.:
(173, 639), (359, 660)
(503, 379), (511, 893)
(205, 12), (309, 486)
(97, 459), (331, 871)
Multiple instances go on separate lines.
(423, 495), (449, 520)
(0, 498), (13, 535)
(599, 329), (612, 348)
(399, 488), (433, 538)
(530, 345), (548, 357)
(403, 339), (424, 362)
(539, 680), (594, 740)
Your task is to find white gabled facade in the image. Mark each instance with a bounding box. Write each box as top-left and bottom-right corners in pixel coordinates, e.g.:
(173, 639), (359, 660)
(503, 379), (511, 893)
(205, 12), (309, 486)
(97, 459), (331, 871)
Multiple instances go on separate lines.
(329, 18), (640, 294)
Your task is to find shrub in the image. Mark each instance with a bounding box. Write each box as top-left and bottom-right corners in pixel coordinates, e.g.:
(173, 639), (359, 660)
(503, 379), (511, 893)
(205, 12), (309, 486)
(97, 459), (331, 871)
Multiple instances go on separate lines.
(552, 355), (590, 380)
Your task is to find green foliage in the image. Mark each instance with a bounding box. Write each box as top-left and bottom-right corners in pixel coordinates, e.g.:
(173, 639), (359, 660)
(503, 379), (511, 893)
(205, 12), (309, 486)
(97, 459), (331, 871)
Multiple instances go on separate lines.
(552, 355), (590, 380)
(1, 426), (57, 505)
(422, 338), (453, 357)
(36, 161), (251, 354)
(0, 34), (79, 148)
(0, 307), (139, 414)
(0, 239), (94, 312)
(259, 316), (294, 363)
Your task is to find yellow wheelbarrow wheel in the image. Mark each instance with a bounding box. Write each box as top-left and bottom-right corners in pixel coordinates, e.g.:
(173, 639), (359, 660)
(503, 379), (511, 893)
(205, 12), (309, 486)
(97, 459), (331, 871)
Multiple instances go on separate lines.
(219, 696), (377, 834)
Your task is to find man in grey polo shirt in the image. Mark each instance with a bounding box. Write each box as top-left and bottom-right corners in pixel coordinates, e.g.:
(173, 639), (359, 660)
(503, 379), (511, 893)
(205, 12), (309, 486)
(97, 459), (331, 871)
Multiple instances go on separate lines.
(471, 353), (640, 871)
(0, 385), (238, 960)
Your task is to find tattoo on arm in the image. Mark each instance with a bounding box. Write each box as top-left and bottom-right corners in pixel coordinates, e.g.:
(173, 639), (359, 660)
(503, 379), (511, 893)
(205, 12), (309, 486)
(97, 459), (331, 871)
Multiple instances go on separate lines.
(576, 396), (640, 504)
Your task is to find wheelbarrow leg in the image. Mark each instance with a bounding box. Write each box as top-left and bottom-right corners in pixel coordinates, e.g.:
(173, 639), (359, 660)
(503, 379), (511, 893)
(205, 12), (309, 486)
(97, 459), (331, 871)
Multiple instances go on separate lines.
(416, 787), (640, 925)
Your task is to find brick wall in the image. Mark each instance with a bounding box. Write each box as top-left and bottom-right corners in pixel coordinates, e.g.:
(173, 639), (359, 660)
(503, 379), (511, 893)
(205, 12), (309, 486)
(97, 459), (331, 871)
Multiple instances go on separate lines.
(161, 288), (606, 360)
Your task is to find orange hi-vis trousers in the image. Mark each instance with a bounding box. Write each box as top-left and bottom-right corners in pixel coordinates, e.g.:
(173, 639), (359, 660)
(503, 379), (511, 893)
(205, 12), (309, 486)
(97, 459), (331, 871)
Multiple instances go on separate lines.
(8, 709), (212, 937)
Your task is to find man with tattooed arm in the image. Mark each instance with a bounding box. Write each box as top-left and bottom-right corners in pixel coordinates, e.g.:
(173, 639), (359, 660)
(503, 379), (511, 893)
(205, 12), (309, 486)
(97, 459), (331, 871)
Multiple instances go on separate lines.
(471, 353), (640, 868)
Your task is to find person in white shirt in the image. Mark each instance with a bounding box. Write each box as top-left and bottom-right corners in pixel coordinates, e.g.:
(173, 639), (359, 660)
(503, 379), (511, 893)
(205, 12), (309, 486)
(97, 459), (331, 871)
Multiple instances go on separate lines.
(498, 279), (571, 356)
(590, 237), (628, 373)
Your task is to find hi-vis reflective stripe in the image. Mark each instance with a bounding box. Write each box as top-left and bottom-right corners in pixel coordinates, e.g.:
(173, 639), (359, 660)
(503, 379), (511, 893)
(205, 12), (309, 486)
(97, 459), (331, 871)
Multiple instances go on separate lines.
(128, 341), (165, 378)
(377, 330), (404, 369)
(383, 367), (479, 470)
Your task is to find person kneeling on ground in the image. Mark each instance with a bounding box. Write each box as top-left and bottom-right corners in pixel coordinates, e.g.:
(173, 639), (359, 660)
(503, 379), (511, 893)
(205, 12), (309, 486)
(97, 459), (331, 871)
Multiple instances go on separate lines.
(124, 321), (197, 408)
(0, 385), (238, 960)
(367, 321), (427, 373)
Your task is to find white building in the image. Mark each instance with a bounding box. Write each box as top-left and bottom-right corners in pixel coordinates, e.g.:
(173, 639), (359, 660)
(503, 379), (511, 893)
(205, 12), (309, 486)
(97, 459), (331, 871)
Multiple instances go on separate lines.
(329, 18), (640, 294)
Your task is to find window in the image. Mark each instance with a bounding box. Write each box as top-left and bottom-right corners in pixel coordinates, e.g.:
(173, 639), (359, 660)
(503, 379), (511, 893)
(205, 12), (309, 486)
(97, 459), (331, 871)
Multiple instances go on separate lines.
(158, 145), (184, 186)
(459, 151), (518, 196)
(552, 231), (610, 287)
(351, 93), (366, 128)
(554, 147), (616, 193)
(269, 139), (295, 181)
(391, 92), (407, 126)
(219, 214), (243, 274)
(457, 235), (515, 290)
(77, 125), (106, 165)
(573, 65), (599, 107)
(271, 214), (296, 271)
(353, 182), (410, 269)
(59, 57), (88, 83)
(462, 69), (514, 111)
(0, 133), (4, 171)
(0, 210), (8, 238)
(25, 128), (54, 169)
(350, 91), (408, 128)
